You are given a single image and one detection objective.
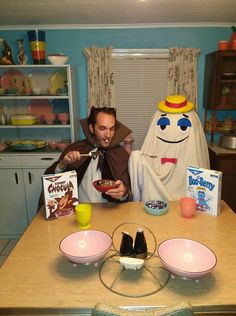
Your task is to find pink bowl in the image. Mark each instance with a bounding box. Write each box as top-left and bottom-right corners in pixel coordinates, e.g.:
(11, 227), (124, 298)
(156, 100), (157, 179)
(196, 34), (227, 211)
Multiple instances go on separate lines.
(48, 141), (58, 150)
(59, 230), (112, 264)
(157, 238), (217, 279)
(43, 113), (56, 124)
(57, 142), (70, 151)
(57, 112), (69, 124)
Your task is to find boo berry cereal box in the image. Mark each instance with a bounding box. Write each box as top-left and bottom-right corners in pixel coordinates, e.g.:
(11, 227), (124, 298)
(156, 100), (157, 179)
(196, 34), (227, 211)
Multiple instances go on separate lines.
(42, 170), (79, 220)
(186, 166), (222, 216)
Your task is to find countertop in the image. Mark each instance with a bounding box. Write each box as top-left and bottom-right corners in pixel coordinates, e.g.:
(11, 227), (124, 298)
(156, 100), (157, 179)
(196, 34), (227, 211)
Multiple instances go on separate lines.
(208, 142), (236, 155)
(0, 201), (236, 315)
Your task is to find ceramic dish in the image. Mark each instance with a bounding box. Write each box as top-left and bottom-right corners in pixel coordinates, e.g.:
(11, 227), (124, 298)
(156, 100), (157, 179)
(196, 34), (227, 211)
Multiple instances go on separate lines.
(6, 88), (17, 95)
(49, 69), (67, 90)
(57, 112), (69, 124)
(51, 99), (69, 113)
(157, 238), (217, 279)
(47, 54), (68, 65)
(93, 179), (119, 193)
(28, 100), (52, 123)
(42, 112), (56, 124)
(9, 140), (47, 151)
(59, 230), (112, 265)
(0, 69), (24, 89)
(28, 71), (50, 93)
(119, 257), (144, 270)
(10, 114), (37, 125)
(144, 200), (169, 216)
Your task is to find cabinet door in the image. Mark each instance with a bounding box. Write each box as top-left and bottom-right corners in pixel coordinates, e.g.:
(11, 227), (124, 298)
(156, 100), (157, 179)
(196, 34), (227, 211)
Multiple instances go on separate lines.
(0, 169), (28, 238)
(203, 51), (236, 110)
(23, 168), (45, 223)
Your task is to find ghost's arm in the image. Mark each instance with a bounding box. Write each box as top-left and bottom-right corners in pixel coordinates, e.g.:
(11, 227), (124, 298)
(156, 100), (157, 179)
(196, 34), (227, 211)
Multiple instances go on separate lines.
(129, 151), (143, 201)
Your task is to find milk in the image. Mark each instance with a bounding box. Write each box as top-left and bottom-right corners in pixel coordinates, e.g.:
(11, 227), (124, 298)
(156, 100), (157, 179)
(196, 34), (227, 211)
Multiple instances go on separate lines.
(186, 166), (222, 216)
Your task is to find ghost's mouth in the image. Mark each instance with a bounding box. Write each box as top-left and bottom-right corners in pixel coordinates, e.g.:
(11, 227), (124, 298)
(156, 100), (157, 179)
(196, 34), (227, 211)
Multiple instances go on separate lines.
(157, 136), (189, 143)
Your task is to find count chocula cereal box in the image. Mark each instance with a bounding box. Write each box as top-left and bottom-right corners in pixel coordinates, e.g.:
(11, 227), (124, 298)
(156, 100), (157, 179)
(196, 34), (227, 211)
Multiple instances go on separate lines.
(186, 166), (222, 216)
(42, 170), (79, 220)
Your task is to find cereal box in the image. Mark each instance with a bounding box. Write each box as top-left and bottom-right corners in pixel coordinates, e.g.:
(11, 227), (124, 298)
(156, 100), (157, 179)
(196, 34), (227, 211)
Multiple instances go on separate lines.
(42, 170), (79, 220)
(186, 166), (222, 216)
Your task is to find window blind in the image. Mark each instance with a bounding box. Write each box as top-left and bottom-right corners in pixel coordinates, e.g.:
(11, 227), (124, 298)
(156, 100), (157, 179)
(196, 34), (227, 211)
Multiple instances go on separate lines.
(112, 49), (169, 150)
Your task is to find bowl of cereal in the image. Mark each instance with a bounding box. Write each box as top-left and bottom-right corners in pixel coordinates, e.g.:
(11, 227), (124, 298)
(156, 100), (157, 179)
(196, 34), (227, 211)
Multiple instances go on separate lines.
(93, 179), (119, 193)
(144, 200), (169, 216)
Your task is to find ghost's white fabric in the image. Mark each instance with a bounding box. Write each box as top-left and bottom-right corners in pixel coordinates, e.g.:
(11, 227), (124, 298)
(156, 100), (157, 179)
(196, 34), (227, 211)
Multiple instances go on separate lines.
(129, 109), (210, 201)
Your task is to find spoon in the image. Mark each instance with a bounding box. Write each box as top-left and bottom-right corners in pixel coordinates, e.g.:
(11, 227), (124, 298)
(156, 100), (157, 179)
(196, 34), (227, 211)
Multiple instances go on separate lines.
(80, 149), (99, 158)
(141, 153), (158, 158)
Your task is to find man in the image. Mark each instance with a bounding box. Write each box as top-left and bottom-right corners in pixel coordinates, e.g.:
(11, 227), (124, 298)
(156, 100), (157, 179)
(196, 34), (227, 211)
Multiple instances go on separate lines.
(43, 107), (132, 203)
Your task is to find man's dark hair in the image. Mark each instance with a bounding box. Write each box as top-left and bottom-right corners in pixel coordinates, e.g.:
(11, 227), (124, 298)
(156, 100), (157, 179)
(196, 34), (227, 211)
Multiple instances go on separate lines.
(88, 106), (117, 127)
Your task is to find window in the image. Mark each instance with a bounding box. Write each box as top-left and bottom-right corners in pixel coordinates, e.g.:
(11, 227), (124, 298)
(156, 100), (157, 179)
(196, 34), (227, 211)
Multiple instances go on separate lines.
(112, 49), (169, 150)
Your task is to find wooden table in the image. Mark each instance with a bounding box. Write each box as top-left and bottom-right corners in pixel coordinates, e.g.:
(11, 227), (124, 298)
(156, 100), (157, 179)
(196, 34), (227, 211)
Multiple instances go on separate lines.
(0, 201), (236, 315)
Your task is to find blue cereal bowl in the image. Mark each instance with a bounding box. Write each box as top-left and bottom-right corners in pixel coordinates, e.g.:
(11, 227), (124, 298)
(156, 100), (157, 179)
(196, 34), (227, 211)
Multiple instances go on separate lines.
(144, 200), (169, 216)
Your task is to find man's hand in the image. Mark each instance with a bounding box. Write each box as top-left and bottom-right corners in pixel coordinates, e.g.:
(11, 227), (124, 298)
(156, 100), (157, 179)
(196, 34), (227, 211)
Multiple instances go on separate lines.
(63, 151), (81, 165)
(106, 180), (128, 201)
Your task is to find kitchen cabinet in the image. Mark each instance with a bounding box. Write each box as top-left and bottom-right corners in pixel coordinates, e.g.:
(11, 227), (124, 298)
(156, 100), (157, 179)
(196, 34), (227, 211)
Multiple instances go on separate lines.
(0, 64), (77, 149)
(0, 168), (28, 237)
(0, 64), (77, 237)
(0, 168), (44, 237)
(208, 144), (236, 212)
(0, 153), (60, 238)
(203, 50), (236, 143)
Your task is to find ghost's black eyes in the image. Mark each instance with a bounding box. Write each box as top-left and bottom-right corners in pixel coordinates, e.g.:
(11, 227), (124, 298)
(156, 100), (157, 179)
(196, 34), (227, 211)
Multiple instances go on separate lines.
(157, 117), (170, 130)
(177, 118), (191, 131)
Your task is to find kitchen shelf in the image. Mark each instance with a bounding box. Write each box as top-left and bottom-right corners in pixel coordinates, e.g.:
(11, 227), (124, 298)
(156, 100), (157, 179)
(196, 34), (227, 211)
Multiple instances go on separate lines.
(0, 95), (69, 100)
(0, 124), (71, 128)
(205, 120), (236, 132)
(0, 64), (77, 153)
(203, 50), (236, 143)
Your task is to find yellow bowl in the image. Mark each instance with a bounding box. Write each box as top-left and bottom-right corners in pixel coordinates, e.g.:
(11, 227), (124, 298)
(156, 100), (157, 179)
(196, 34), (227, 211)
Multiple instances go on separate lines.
(10, 114), (37, 125)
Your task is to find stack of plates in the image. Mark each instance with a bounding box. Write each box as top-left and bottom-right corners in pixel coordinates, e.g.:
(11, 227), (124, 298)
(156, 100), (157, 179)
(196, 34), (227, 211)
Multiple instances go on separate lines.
(28, 71), (50, 94)
(10, 140), (47, 151)
(49, 69), (67, 90)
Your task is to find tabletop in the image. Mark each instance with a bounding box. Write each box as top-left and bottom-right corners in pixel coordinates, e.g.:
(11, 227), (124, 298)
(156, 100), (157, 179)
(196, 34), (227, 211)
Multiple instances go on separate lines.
(0, 201), (236, 315)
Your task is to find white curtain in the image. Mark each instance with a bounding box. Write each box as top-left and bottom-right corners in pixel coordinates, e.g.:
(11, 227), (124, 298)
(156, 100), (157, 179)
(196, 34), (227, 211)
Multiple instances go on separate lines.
(167, 47), (200, 111)
(84, 46), (115, 109)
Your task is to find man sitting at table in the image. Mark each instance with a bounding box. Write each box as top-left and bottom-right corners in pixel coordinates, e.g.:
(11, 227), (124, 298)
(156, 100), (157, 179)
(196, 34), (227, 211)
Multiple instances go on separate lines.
(41, 106), (132, 204)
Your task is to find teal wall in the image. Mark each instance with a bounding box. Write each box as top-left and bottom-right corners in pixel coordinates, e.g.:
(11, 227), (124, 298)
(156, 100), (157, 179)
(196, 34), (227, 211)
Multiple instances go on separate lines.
(0, 27), (233, 134)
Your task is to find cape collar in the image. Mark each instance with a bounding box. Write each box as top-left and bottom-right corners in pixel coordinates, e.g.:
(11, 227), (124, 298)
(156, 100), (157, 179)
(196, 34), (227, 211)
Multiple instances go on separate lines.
(80, 117), (132, 148)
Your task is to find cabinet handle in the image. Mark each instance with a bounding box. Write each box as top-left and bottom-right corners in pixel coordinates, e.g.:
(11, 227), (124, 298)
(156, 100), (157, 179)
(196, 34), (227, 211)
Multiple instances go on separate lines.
(28, 172), (32, 184)
(15, 172), (18, 184)
(41, 157), (54, 161)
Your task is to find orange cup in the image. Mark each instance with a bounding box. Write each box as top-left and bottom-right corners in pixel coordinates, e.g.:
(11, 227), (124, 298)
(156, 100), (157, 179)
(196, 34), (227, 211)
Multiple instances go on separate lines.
(180, 197), (196, 218)
(218, 41), (229, 51)
(231, 40), (236, 50)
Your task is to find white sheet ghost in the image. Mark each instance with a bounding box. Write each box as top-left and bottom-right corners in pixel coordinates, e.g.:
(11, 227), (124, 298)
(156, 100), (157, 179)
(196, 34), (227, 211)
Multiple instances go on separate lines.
(129, 95), (210, 201)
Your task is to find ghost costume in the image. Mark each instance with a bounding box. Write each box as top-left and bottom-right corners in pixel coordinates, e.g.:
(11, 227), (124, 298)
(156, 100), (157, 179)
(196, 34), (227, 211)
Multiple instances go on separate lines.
(129, 97), (210, 201)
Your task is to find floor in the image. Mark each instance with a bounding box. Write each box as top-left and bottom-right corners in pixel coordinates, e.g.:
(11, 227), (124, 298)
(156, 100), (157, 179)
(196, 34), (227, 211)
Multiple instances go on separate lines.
(0, 238), (18, 267)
